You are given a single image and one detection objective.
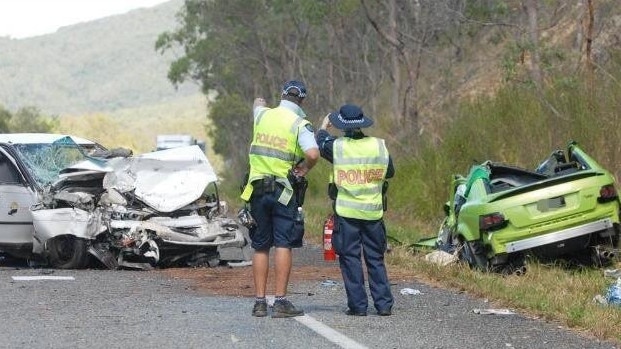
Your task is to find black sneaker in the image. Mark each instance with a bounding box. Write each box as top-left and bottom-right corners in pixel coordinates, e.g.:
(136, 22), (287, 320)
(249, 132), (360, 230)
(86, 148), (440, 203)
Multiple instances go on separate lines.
(272, 299), (304, 318)
(252, 302), (268, 317)
(377, 308), (392, 316)
(345, 308), (367, 316)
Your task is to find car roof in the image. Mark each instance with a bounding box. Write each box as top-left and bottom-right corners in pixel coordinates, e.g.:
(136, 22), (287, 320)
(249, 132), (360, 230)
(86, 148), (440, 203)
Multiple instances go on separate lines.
(0, 133), (96, 145)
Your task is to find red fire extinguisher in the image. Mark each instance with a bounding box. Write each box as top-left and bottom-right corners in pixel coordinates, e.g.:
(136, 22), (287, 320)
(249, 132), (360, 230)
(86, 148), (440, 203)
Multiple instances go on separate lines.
(323, 214), (337, 261)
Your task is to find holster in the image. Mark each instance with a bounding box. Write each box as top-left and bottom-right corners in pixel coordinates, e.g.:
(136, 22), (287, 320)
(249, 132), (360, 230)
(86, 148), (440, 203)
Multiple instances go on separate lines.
(240, 172), (249, 194)
(328, 183), (337, 200)
(382, 181), (389, 212)
(288, 170), (308, 206)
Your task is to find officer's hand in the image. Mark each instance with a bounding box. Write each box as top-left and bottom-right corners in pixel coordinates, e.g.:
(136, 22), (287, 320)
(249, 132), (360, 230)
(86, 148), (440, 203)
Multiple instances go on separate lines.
(293, 164), (308, 177)
(320, 114), (331, 130)
(253, 97), (267, 109)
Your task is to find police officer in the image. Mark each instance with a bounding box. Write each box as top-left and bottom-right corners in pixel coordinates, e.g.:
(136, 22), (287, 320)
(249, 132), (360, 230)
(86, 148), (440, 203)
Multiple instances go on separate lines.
(241, 80), (319, 318)
(316, 104), (394, 316)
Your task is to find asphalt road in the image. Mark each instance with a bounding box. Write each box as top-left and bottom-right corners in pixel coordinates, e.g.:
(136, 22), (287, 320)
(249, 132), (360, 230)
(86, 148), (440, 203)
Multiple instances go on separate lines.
(0, 247), (619, 349)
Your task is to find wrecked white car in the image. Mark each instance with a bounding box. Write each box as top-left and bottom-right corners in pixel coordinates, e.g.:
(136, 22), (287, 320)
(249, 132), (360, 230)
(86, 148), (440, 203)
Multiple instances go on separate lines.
(0, 133), (251, 270)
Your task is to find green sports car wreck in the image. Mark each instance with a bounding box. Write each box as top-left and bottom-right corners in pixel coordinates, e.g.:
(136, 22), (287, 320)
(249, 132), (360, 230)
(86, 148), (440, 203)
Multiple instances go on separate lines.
(437, 141), (620, 274)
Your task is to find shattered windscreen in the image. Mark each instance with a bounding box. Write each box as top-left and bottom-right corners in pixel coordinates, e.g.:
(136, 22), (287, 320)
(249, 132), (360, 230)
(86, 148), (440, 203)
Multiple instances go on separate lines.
(13, 136), (104, 187)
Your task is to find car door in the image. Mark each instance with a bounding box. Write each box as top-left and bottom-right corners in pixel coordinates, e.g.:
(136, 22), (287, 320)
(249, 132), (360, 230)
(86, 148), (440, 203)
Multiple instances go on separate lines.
(0, 148), (37, 247)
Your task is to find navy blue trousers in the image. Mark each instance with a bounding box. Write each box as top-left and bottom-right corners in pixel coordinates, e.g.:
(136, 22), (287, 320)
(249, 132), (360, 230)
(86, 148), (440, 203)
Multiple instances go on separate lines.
(332, 215), (394, 313)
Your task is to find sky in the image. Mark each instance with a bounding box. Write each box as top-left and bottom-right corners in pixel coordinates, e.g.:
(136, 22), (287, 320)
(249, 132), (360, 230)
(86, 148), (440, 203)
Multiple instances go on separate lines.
(0, 0), (170, 39)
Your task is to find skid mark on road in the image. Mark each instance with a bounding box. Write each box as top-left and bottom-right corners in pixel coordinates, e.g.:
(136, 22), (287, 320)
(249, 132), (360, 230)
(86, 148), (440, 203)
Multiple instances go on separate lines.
(295, 315), (369, 349)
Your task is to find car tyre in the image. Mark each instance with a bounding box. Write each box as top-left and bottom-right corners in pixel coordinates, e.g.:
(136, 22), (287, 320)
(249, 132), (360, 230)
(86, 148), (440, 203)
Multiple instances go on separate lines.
(460, 239), (488, 271)
(47, 235), (90, 269)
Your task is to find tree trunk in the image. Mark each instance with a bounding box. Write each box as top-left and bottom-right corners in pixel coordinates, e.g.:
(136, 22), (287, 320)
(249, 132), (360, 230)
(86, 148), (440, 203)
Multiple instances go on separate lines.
(525, 0), (543, 89)
(584, 0), (595, 93)
(389, 0), (402, 124)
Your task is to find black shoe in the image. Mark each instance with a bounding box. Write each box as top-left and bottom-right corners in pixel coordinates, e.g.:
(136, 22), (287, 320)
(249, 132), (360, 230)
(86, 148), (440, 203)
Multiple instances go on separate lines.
(377, 308), (392, 316)
(345, 309), (367, 316)
(252, 302), (268, 317)
(272, 299), (304, 318)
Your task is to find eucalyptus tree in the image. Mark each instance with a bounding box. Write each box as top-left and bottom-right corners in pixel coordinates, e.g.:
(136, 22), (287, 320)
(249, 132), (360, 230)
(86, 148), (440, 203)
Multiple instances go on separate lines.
(156, 0), (293, 175)
(360, 0), (468, 142)
(156, 0), (380, 176)
(8, 107), (58, 133)
(156, 0), (471, 175)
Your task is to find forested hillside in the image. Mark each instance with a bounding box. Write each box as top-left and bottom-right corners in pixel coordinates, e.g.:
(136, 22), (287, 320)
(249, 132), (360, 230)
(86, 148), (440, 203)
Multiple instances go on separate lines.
(0, 0), (196, 115)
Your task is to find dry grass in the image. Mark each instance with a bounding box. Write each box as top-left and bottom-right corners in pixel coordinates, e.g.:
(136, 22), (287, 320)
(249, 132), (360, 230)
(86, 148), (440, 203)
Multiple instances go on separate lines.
(386, 246), (621, 345)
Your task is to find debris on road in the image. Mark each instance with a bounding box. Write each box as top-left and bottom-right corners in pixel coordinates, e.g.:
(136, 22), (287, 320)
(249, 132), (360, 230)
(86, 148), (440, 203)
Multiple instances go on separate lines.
(321, 279), (339, 287)
(424, 250), (458, 266)
(399, 288), (422, 295)
(472, 308), (515, 315)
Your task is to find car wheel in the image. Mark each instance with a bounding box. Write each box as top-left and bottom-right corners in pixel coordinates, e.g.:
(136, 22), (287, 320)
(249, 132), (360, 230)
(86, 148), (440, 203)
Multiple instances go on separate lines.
(47, 235), (90, 269)
(460, 239), (489, 271)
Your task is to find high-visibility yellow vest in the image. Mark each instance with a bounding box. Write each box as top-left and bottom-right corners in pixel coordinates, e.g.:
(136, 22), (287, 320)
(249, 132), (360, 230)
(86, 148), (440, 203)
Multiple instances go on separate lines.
(332, 137), (389, 220)
(240, 106), (309, 205)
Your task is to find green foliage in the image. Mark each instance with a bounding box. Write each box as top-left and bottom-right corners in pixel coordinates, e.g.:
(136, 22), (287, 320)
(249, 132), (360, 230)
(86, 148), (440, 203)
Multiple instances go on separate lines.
(8, 106), (58, 133)
(464, 0), (509, 21)
(393, 56), (621, 245)
(0, 105), (57, 134)
(462, 0), (511, 38)
(298, 0), (359, 24)
(0, 105), (11, 132)
(157, 0), (319, 175)
(160, 0), (449, 178)
(156, 0), (272, 98)
(501, 42), (523, 82)
(207, 94), (253, 177)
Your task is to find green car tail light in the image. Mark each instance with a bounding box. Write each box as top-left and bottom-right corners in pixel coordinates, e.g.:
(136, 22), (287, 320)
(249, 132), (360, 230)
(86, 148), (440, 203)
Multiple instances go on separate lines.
(479, 212), (507, 232)
(598, 184), (618, 203)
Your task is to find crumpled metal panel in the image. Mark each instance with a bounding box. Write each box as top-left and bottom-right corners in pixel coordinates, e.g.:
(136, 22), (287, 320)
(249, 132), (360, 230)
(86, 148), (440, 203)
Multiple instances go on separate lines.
(31, 208), (104, 244)
(109, 215), (245, 247)
(105, 145), (218, 212)
(30, 144), (252, 269)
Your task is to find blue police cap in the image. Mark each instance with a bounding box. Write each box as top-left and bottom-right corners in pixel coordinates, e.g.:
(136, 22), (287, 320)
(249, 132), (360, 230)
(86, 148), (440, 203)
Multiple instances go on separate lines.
(282, 80), (307, 98)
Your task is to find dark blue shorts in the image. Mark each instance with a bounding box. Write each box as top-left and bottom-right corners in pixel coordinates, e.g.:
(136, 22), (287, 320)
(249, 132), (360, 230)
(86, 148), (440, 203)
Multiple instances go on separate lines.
(248, 186), (304, 251)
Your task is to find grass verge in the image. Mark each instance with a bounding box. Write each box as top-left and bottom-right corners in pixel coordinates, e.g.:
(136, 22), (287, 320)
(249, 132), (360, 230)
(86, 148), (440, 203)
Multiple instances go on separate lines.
(385, 246), (621, 344)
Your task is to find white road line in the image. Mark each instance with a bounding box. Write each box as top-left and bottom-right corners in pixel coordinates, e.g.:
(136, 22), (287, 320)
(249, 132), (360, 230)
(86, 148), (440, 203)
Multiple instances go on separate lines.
(295, 314), (369, 349)
(11, 276), (75, 281)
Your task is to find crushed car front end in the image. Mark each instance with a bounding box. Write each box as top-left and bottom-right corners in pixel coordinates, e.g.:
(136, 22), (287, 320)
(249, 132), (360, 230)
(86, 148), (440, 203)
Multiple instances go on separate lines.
(30, 144), (251, 270)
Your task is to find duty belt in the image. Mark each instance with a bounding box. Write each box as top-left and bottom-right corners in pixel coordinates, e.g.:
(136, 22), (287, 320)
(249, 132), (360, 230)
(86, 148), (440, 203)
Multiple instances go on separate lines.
(252, 177), (280, 196)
